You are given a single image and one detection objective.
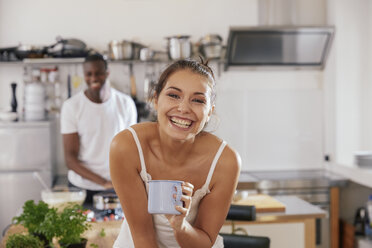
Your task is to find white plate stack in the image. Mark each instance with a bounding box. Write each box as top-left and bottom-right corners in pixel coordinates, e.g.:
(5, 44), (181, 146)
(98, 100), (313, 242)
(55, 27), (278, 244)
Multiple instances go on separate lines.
(354, 151), (372, 168)
(24, 82), (46, 121)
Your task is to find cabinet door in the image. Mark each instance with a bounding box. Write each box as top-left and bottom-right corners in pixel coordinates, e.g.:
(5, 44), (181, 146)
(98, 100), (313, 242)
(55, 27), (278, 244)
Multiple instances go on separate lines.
(0, 124), (51, 170)
(0, 170), (51, 235)
(221, 222), (305, 248)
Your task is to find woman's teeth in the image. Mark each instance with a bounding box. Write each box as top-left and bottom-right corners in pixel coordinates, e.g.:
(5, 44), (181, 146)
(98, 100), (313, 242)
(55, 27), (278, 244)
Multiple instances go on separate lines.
(170, 117), (192, 128)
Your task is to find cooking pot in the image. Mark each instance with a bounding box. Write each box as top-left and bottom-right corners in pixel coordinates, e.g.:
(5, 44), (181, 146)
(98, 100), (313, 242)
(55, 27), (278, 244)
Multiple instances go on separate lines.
(108, 40), (134, 60)
(93, 192), (121, 210)
(139, 47), (155, 61)
(132, 42), (145, 60)
(199, 34), (223, 59)
(166, 35), (192, 60)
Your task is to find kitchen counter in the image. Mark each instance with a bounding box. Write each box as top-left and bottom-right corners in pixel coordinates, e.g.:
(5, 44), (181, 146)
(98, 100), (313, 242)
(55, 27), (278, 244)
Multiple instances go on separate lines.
(223, 195), (326, 248)
(237, 169), (348, 190)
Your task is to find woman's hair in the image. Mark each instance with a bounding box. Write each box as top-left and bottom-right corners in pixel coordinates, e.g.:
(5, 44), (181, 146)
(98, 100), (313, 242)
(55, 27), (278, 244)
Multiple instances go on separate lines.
(149, 57), (216, 105)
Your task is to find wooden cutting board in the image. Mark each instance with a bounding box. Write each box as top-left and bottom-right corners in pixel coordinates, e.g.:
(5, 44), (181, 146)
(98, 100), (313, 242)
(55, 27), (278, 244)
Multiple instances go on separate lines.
(232, 194), (286, 213)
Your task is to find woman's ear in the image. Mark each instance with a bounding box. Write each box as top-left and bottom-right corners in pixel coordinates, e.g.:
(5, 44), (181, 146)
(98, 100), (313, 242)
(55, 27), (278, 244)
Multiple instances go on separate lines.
(207, 105), (215, 122)
(153, 93), (159, 111)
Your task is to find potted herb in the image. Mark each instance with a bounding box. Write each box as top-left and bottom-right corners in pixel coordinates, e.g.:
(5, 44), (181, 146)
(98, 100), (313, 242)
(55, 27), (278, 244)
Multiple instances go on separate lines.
(6, 233), (44, 248)
(56, 204), (91, 248)
(12, 200), (51, 246)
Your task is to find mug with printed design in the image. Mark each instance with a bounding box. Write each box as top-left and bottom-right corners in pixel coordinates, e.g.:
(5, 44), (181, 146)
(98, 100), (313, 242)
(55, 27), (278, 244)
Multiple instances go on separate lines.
(148, 180), (183, 215)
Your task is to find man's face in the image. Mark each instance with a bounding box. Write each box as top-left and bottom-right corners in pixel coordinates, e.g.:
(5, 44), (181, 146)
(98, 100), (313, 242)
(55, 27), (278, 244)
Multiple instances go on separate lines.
(83, 61), (109, 93)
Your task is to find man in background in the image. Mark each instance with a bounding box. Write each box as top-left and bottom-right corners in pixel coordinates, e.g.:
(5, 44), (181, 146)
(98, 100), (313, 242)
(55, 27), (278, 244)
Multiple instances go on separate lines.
(61, 53), (137, 204)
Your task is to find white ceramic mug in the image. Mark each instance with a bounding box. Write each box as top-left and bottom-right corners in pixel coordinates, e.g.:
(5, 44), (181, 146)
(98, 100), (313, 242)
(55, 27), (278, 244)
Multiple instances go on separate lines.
(148, 180), (183, 215)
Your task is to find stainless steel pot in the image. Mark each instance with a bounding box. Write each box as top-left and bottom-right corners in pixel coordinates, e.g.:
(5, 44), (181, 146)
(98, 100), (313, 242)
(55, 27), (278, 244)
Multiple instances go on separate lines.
(93, 192), (121, 210)
(139, 47), (154, 61)
(108, 40), (133, 60)
(166, 35), (192, 60)
(132, 42), (145, 60)
(199, 34), (223, 59)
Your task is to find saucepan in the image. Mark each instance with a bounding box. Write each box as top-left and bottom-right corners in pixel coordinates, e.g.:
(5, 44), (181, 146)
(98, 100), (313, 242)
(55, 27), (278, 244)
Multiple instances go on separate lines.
(108, 40), (134, 60)
(198, 34), (223, 59)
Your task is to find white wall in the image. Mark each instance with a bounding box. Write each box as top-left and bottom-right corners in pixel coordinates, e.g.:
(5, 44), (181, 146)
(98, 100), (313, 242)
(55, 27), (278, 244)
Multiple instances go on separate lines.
(0, 0), (328, 173)
(326, 0), (372, 165)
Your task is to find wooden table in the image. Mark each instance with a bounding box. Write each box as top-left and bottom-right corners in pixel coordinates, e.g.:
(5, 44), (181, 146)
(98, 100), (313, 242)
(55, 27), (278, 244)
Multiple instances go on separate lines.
(221, 195), (326, 248)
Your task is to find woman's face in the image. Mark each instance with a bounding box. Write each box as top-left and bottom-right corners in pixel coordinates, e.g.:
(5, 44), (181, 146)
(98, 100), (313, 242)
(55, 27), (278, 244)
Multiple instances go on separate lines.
(154, 69), (214, 141)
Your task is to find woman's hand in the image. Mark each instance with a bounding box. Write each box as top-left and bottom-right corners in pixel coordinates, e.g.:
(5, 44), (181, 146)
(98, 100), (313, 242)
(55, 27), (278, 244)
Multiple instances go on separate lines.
(166, 182), (194, 230)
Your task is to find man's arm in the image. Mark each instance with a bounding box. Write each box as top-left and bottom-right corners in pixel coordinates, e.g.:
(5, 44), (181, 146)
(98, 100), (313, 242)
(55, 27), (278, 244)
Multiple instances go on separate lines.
(63, 133), (112, 189)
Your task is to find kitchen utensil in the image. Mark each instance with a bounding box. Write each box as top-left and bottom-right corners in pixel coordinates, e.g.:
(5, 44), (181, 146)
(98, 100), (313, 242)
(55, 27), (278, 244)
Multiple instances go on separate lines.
(48, 36), (89, 58)
(232, 194), (286, 213)
(132, 42), (145, 60)
(199, 34), (223, 59)
(108, 40), (133, 60)
(200, 34), (223, 45)
(93, 192), (121, 210)
(41, 188), (86, 210)
(166, 35), (192, 60)
(129, 63), (137, 98)
(14, 44), (46, 60)
(33, 171), (51, 192)
(354, 151), (372, 168)
(67, 74), (72, 98)
(148, 180), (183, 215)
(0, 111), (18, 122)
(24, 80), (46, 121)
(10, 83), (17, 114)
(0, 47), (18, 61)
(139, 47), (155, 61)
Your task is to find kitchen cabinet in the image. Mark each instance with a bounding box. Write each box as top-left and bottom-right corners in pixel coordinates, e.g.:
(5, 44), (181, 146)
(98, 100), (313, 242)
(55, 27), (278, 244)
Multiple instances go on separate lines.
(0, 120), (55, 235)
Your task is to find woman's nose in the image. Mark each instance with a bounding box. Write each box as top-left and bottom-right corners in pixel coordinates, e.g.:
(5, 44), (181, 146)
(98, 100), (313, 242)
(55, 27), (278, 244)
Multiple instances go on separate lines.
(177, 99), (190, 113)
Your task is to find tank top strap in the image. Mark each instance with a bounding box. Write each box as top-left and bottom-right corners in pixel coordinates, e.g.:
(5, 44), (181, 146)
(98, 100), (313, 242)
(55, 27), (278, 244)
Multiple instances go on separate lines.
(203, 140), (227, 190)
(127, 127), (149, 182)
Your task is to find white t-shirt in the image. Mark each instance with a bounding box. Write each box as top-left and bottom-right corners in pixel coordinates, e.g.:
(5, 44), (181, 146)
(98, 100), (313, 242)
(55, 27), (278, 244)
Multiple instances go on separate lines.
(61, 87), (137, 190)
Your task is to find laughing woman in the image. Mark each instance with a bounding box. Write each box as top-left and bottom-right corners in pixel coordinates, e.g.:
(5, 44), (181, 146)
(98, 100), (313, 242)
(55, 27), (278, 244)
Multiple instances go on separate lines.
(110, 58), (241, 248)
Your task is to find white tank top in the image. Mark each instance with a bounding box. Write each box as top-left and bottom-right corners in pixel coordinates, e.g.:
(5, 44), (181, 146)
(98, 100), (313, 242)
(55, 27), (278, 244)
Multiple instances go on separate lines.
(113, 127), (226, 248)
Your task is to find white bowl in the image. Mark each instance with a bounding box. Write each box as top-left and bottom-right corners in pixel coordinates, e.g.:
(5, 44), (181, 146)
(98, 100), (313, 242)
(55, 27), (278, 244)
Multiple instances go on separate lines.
(0, 111), (18, 122)
(41, 188), (86, 210)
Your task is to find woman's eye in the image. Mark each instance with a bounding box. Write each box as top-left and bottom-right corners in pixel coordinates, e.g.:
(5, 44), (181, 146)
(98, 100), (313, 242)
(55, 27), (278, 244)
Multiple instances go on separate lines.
(193, 99), (206, 104)
(167, 93), (179, 99)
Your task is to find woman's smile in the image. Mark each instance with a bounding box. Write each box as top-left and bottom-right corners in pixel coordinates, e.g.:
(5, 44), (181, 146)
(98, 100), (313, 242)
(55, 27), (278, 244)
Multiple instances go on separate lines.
(169, 116), (194, 130)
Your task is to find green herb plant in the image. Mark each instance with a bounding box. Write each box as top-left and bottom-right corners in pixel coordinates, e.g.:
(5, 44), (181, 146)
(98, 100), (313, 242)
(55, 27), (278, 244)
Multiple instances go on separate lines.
(12, 200), (50, 235)
(6, 233), (44, 248)
(56, 203), (91, 247)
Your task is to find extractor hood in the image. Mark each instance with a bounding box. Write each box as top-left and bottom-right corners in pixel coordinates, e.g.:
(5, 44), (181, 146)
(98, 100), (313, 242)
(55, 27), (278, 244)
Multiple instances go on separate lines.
(225, 26), (335, 70)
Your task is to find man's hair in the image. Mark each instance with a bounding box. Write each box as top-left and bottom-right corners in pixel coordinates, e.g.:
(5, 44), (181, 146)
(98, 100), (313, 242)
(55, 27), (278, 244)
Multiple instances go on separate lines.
(84, 53), (108, 70)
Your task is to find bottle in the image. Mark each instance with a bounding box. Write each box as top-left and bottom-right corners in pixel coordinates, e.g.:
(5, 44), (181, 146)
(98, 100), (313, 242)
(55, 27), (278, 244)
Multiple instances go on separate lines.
(366, 194), (372, 238)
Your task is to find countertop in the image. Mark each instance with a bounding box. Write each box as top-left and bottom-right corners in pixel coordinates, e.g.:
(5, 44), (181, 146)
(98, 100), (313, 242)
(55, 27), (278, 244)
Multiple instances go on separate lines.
(237, 169), (348, 190)
(254, 195), (326, 222)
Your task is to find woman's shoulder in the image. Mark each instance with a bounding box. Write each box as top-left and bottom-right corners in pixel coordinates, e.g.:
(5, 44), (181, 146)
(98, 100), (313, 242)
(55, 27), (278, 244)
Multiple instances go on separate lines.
(200, 133), (241, 172)
(112, 123), (156, 148)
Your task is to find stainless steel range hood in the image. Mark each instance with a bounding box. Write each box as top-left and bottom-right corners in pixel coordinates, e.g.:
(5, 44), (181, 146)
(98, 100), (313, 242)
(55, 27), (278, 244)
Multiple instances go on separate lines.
(225, 26), (335, 70)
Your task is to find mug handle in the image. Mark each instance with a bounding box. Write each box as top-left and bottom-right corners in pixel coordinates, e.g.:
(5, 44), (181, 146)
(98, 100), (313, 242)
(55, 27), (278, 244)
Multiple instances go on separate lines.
(173, 184), (182, 203)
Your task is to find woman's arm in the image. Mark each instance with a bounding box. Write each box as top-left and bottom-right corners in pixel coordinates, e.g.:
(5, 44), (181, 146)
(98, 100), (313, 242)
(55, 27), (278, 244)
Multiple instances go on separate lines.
(169, 146), (241, 248)
(110, 130), (159, 247)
